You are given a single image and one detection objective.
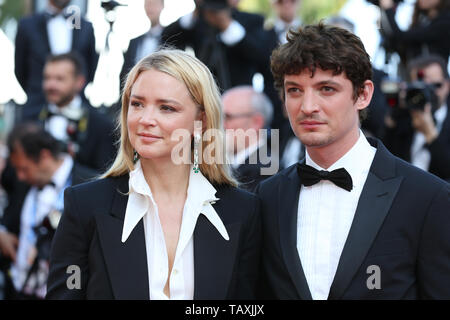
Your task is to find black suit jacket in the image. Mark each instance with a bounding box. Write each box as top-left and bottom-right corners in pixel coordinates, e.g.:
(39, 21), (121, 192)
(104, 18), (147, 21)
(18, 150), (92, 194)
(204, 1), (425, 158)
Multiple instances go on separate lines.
(119, 33), (146, 91)
(15, 13), (98, 119)
(46, 175), (261, 299)
(161, 9), (273, 91)
(256, 138), (450, 299)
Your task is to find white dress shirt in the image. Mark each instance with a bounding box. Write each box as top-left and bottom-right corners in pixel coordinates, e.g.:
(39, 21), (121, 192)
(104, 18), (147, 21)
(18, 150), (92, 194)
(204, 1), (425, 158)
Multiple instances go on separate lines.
(46, 95), (83, 143)
(411, 104), (448, 171)
(10, 154), (73, 293)
(296, 132), (376, 300)
(46, 8), (72, 54)
(122, 161), (229, 300)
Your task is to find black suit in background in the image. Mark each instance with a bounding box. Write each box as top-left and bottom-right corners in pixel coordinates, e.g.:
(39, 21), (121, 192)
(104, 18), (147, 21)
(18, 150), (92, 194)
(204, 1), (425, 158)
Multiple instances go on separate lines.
(119, 33), (146, 90)
(232, 142), (276, 192)
(257, 138), (450, 299)
(38, 103), (117, 173)
(383, 97), (450, 182)
(46, 175), (261, 299)
(161, 9), (275, 90)
(383, 8), (450, 67)
(14, 12), (98, 120)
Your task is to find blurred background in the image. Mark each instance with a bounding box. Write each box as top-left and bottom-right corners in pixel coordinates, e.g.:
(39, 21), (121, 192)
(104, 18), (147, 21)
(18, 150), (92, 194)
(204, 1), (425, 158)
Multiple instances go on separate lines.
(0, 0), (420, 111)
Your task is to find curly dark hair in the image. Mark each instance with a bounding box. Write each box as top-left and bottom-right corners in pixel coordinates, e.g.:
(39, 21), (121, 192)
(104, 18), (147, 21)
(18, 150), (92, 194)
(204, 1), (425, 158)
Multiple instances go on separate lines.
(271, 22), (373, 121)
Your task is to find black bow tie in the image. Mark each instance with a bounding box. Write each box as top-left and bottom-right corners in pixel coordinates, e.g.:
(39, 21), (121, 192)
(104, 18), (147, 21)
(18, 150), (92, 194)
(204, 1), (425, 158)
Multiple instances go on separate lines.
(297, 163), (353, 192)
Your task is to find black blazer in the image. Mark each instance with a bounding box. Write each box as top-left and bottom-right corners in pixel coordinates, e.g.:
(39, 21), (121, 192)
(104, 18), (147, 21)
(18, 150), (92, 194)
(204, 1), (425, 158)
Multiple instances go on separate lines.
(46, 175), (261, 299)
(14, 13), (99, 119)
(256, 138), (450, 299)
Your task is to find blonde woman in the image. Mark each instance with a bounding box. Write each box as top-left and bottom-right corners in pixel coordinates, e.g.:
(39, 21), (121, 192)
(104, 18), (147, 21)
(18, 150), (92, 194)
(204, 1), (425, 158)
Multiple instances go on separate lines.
(46, 49), (261, 300)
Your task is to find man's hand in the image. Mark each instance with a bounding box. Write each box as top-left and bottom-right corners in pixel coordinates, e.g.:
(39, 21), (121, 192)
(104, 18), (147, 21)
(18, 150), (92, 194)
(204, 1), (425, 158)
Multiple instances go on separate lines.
(203, 8), (232, 32)
(0, 230), (18, 262)
(410, 104), (438, 144)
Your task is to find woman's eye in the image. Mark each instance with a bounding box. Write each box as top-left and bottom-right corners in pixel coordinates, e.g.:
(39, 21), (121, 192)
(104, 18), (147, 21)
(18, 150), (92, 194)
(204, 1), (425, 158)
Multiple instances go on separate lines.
(130, 101), (143, 108)
(161, 105), (176, 112)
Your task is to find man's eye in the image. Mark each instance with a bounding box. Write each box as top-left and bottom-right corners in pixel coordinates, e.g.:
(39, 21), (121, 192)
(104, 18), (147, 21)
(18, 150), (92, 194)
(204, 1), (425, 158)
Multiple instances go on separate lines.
(287, 87), (300, 93)
(321, 86), (335, 92)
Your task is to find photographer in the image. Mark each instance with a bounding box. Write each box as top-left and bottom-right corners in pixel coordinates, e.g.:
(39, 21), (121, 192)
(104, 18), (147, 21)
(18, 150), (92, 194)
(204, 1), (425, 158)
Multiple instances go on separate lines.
(0, 123), (95, 299)
(383, 54), (450, 181)
(378, 0), (450, 75)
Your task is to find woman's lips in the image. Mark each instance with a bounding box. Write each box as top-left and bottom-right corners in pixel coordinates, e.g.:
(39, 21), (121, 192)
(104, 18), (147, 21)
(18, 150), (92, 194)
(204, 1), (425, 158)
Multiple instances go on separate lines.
(137, 133), (162, 142)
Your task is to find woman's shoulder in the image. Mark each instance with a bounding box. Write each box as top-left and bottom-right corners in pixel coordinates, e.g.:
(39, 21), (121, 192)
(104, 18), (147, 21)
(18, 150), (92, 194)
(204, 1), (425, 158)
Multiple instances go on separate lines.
(67, 175), (129, 205)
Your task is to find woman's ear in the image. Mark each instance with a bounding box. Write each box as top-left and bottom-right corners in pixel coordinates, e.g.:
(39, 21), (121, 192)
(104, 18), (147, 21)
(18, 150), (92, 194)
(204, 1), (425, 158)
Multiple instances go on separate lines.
(199, 110), (207, 132)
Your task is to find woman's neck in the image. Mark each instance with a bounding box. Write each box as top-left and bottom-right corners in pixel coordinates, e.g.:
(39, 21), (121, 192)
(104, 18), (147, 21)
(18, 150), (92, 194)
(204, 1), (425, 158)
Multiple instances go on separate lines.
(140, 157), (190, 200)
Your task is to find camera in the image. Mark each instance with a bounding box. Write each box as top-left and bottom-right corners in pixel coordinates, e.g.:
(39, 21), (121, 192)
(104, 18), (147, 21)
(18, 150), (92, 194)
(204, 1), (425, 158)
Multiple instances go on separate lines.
(381, 78), (439, 111)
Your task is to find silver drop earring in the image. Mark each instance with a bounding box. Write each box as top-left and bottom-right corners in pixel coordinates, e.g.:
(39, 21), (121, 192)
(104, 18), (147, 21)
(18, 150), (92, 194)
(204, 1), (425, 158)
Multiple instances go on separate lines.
(193, 133), (201, 173)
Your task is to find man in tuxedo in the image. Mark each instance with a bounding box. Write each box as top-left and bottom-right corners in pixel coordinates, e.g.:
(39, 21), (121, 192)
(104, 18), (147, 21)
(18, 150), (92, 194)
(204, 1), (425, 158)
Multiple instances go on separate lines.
(256, 23), (450, 299)
(383, 54), (450, 182)
(39, 53), (116, 173)
(119, 0), (164, 89)
(0, 123), (96, 299)
(222, 86), (276, 191)
(15, 0), (98, 120)
(161, 0), (274, 91)
(265, 0), (302, 44)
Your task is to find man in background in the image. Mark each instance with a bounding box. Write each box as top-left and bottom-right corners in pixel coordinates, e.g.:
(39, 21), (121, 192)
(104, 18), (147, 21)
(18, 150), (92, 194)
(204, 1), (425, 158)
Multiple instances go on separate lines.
(222, 86), (275, 191)
(15, 0), (98, 120)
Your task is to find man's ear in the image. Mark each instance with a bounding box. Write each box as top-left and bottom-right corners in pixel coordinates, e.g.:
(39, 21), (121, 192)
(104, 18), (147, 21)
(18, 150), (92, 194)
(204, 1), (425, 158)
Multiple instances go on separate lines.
(356, 80), (374, 111)
(75, 74), (86, 92)
(39, 149), (53, 163)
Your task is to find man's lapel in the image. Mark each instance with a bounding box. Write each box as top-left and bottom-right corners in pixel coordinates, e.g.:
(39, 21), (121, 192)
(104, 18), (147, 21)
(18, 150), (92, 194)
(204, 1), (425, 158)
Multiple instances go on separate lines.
(94, 175), (150, 300)
(39, 13), (51, 53)
(328, 138), (403, 299)
(193, 198), (241, 300)
(279, 164), (313, 300)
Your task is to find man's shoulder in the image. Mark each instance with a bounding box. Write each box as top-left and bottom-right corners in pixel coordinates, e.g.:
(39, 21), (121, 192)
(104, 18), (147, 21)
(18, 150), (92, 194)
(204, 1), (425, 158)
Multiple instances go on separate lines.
(392, 154), (448, 190)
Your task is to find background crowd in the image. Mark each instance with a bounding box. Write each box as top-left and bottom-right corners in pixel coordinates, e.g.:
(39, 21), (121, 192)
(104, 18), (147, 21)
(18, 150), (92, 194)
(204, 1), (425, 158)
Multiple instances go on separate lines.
(0, 0), (448, 299)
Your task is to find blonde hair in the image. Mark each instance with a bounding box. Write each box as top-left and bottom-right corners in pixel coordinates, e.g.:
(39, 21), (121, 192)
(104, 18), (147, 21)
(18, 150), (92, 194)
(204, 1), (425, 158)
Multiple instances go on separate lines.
(102, 49), (237, 186)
